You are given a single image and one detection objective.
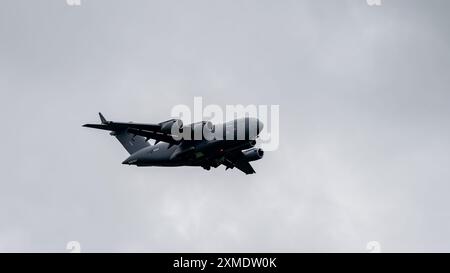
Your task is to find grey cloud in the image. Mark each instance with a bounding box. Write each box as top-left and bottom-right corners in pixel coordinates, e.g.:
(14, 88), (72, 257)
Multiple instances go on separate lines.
(1, 0), (450, 252)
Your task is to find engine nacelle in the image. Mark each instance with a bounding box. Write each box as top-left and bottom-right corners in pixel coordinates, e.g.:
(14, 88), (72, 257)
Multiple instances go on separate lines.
(204, 121), (214, 132)
(242, 148), (264, 162)
(189, 121), (213, 131)
(159, 119), (183, 134)
(182, 121), (215, 140)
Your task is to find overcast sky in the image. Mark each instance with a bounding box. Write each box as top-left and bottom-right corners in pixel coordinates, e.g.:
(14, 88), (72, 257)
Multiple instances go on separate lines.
(1, 0), (450, 252)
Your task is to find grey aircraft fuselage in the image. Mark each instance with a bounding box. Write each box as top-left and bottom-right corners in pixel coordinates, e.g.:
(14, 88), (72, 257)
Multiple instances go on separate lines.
(123, 118), (263, 167)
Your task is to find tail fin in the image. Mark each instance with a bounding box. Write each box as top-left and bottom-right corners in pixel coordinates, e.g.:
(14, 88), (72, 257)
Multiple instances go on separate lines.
(84, 112), (150, 155)
(99, 112), (108, 124)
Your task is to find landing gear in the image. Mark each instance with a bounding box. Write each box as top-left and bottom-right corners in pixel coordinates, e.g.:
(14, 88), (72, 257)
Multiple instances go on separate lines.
(202, 165), (211, 171)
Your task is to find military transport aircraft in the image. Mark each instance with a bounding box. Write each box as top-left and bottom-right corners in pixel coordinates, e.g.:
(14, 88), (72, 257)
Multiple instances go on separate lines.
(83, 113), (264, 174)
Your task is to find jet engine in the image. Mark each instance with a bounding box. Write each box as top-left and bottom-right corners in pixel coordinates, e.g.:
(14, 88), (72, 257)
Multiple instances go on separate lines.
(185, 121), (215, 140)
(189, 121), (214, 131)
(242, 148), (264, 162)
(203, 121), (214, 132)
(159, 119), (183, 134)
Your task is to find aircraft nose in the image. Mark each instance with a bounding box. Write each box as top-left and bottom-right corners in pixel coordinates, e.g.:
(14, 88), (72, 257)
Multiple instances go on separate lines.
(245, 117), (264, 138)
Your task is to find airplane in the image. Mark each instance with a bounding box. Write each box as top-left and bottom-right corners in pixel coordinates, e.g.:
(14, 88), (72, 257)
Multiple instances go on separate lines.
(83, 113), (264, 174)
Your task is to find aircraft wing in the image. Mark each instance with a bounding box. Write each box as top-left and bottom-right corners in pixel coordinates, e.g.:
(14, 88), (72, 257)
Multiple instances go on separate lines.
(126, 128), (181, 145)
(83, 113), (181, 145)
(223, 151), (256, 175)
(232, 160), (256, 175)
(83, 122), (161, 132)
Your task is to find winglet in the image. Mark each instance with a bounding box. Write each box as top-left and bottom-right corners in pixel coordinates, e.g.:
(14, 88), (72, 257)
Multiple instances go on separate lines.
(99, 112), (108, 124)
